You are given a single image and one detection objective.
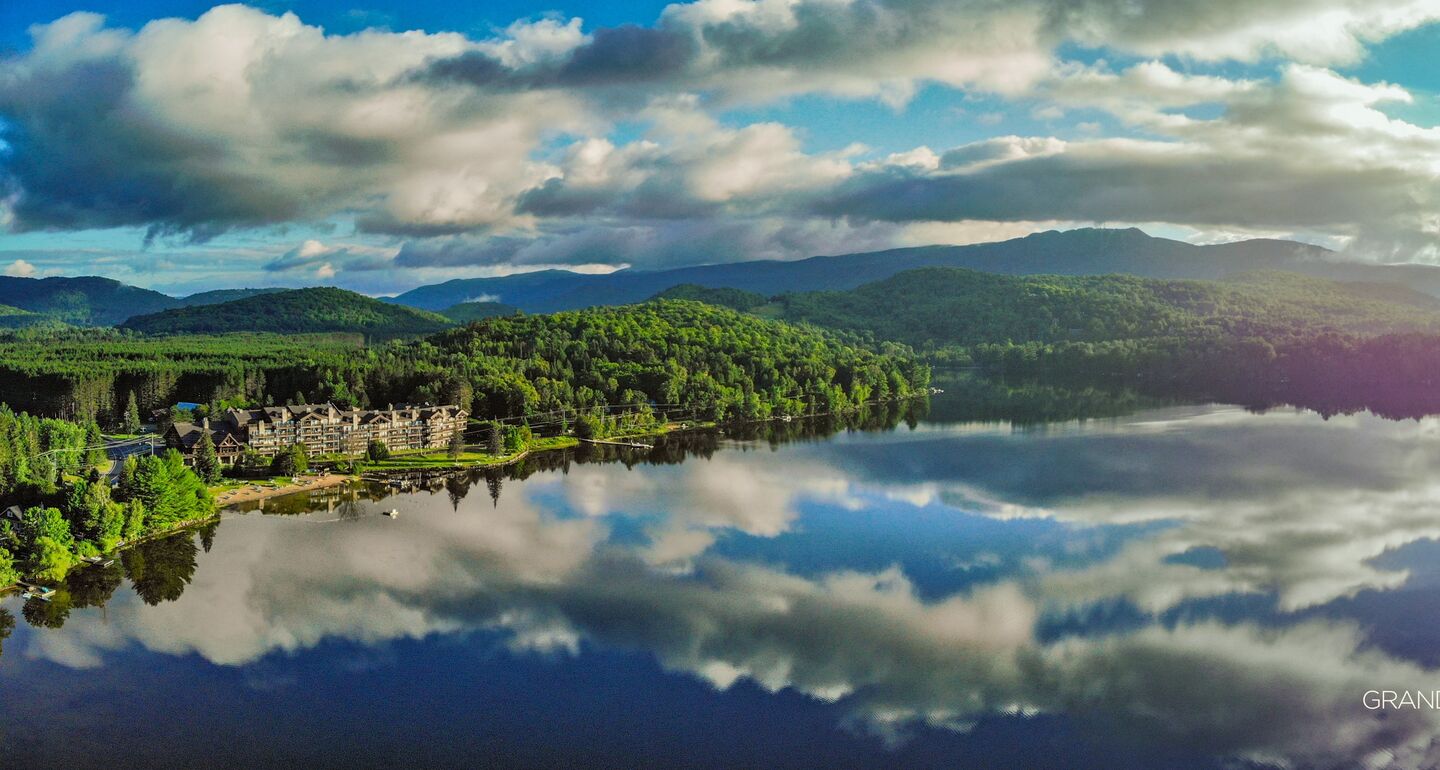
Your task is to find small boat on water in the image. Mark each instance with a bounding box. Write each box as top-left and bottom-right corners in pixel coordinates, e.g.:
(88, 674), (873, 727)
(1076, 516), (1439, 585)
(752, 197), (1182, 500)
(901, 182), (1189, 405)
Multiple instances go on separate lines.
(20, 591), (51, 602)
(384, 508), (399, 518)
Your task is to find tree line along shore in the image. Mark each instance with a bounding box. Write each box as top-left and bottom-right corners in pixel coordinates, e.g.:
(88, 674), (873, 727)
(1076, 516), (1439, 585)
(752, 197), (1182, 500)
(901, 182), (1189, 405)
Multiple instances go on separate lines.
(0, 300), (933, 589)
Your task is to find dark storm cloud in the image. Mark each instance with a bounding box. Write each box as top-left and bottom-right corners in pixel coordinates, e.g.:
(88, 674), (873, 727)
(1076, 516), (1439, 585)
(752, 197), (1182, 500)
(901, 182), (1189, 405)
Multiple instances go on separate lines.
(816, 144), (1432, 234)
(556, 25), (698, 86)
(393, 218), (907, 270)
(0, 54), (302, 237)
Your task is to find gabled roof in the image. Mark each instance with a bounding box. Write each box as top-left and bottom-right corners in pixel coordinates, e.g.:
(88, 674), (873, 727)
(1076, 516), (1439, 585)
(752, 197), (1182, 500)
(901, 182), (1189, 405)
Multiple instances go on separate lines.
(169, 421), (240, 452)
(225, 407), (269, 427)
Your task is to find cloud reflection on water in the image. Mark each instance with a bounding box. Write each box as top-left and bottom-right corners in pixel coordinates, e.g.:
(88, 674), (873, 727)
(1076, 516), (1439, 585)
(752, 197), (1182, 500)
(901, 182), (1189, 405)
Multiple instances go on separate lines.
(12, 405), (1440, 767)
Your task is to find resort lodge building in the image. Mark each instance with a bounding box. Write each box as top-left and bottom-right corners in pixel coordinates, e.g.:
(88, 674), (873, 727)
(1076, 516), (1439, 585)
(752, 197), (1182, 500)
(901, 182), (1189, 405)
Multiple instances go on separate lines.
(164, 402), (469, 463)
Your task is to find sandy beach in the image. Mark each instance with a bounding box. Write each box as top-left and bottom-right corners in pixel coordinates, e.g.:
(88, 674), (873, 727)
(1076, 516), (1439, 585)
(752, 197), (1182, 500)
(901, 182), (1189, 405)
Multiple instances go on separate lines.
(213, 473), (355, 506)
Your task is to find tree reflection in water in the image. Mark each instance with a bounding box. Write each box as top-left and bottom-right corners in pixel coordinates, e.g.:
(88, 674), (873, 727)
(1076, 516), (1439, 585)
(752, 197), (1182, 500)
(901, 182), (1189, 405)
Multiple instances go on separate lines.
(14, 371), (1440, 643)
(0, 607), (14, 658)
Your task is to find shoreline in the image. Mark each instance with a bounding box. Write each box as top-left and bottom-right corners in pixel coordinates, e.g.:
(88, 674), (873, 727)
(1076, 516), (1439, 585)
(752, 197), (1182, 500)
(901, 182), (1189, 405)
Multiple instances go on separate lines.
(213, 472), (355, 507)
(2, 399), (924, 593)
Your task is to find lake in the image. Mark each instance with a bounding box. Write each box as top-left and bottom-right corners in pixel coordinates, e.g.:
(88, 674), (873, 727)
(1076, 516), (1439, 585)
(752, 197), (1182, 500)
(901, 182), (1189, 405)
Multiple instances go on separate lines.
(4, 381), (1440, 769)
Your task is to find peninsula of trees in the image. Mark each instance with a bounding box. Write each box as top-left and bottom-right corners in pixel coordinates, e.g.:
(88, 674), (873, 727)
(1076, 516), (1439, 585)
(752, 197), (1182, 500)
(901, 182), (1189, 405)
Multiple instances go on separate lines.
(0, 407), (211, 588)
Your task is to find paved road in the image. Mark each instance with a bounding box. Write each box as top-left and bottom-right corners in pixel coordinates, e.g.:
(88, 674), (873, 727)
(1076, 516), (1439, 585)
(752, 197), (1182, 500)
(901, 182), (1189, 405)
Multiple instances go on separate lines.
(102, 435), (160, 484)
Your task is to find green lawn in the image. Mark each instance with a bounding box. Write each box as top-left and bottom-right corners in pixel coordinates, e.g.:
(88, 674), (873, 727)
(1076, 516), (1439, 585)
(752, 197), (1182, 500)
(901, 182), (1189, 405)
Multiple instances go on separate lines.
(360, 436), (580, 471)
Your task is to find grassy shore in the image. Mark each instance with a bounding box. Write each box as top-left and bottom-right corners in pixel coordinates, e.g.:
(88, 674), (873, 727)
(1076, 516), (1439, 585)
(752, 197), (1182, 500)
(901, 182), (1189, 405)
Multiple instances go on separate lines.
(336, 420), (713, 473)
(355, 435), (579, 472)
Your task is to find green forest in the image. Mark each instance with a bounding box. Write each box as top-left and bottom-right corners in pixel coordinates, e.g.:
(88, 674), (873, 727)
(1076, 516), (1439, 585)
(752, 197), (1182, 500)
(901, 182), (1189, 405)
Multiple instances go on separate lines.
(0, 300), (929, 427)
(120, 287), (454, 339)
(639, 267), (1440, 417)
(440, 301), (521, 323)
(0, 298), (930, 586)
(0, 406), (211, 588)
(759, 268), (1440, 351)
(0, 304), (54, 330)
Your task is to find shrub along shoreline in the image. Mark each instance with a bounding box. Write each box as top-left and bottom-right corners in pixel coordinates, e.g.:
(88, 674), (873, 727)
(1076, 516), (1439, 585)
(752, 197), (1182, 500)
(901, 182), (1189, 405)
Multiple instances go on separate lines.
(0, 444), (213, 591)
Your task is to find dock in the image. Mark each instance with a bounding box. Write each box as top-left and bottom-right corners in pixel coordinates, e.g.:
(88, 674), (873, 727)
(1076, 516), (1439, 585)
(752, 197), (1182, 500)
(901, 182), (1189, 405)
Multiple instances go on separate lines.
(18, 582), (55, 601)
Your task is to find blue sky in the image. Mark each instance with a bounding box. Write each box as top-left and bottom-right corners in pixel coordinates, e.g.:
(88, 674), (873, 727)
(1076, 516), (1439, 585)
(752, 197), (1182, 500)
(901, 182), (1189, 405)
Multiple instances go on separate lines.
(2, 0), (1439, 295)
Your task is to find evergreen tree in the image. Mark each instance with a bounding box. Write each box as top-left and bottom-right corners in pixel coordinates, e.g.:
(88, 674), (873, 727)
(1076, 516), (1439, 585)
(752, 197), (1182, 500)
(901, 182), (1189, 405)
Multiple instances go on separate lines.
(447, 430), (464, 459)
(502, 424), (531, 454)
(574, 413), (601, 440)
(122, 499), (145, 542)
(84, 421), (107, 468)
(270, 449), (296, 476)
(126, 451), (213, 531)
(193, 432), (221, 485)
(118, 454), (139, 500)
(122, 391), (142, 435)
(269, 444), (309, 476)
(64, 478), (123, 549)
(487, 421), (502, 455)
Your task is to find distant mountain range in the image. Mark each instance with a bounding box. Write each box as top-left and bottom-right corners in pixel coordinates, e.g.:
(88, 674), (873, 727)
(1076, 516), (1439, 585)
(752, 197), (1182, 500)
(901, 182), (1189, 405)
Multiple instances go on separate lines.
(9, 228), (1440, 328)
(386, 228), (1440, 312)
(0, 277), (288, 326)
(120, 287), (453, 339)
(742, 268), (1440, 350)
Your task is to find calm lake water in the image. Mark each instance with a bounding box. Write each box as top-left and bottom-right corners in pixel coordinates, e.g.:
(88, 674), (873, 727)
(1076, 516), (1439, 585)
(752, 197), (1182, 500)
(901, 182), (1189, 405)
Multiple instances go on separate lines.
(5, 382), (1440, 768)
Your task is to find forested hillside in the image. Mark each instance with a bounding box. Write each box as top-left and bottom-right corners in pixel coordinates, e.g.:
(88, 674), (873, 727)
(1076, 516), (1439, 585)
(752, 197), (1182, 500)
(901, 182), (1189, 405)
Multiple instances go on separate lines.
(632, 265), (1440, 417)
(0, 278), (298, 327)
(766, 268), (1440, 351)
(387, 227), (1440, 312)
(0, 331), (365, 418)
(0, 304), (57, 329)
(0, 276), (178, 326)
(175, 288), (287, 307)
(0, 301), (928, 426)
(120, 288), (454, 339)
(440, 301), (520, 323)
(652, 284), (770, 311)
(411, 300), (927, 420)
